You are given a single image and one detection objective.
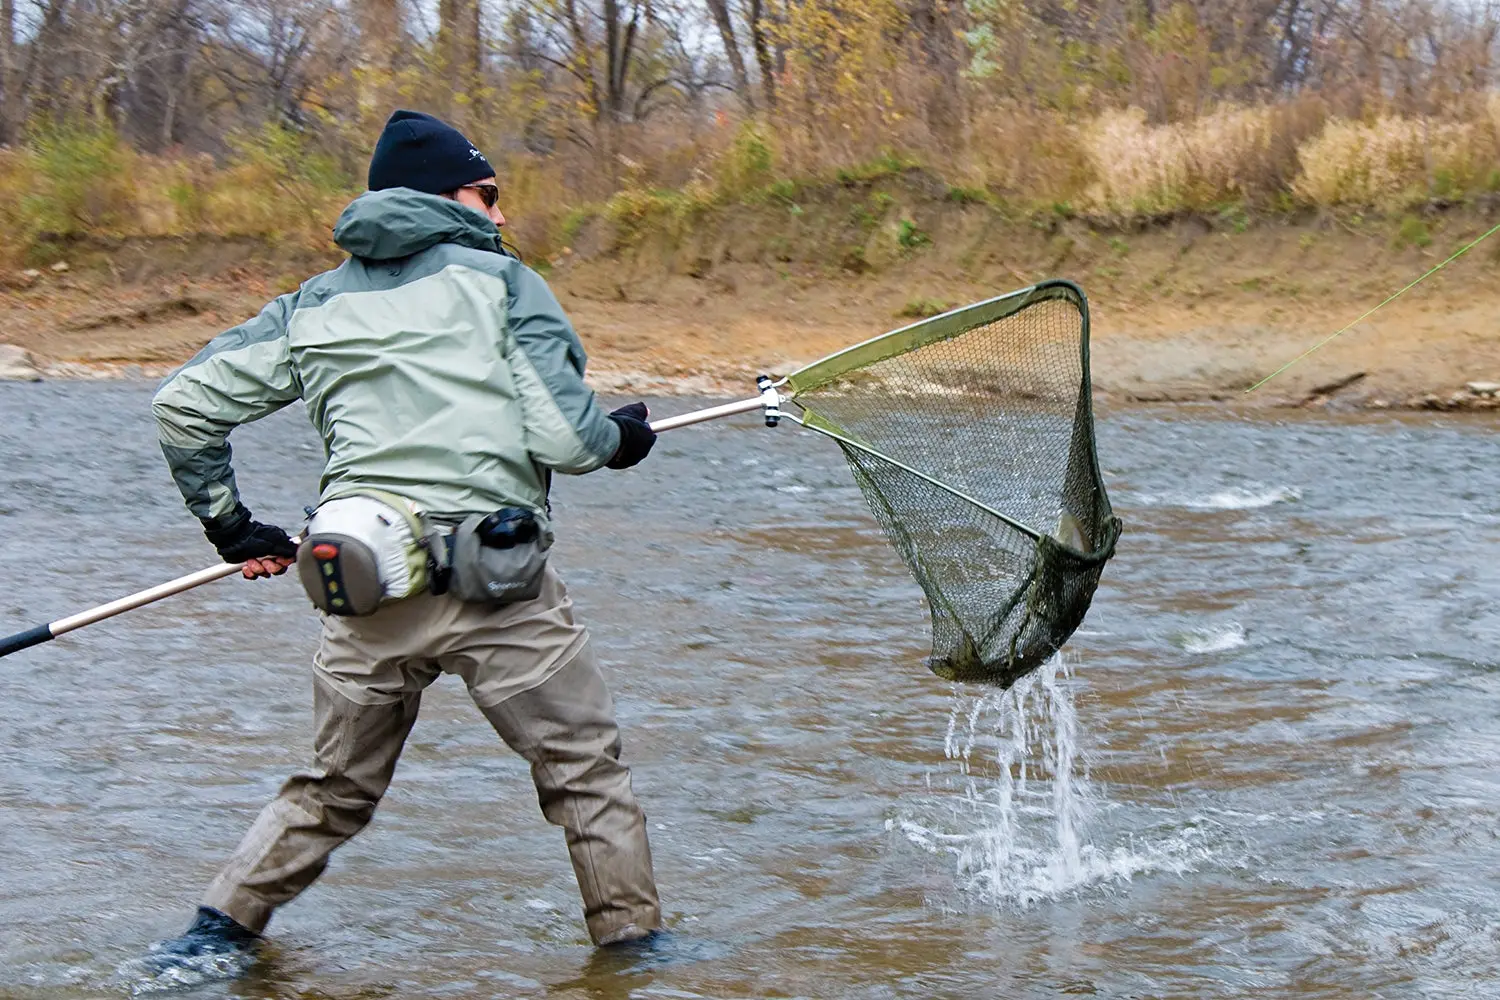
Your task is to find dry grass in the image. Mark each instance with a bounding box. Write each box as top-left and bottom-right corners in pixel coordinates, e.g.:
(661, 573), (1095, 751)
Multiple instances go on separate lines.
(4, 96), (1500, 269)
(1294, 113), (1500, 209)
(962, 107), (1094, 207)
(1080, 102), (1333, 215)
(0, 121), (584, 266)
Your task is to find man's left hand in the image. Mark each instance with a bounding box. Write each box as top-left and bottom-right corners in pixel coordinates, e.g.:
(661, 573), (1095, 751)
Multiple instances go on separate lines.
(606, 402), (656, 470)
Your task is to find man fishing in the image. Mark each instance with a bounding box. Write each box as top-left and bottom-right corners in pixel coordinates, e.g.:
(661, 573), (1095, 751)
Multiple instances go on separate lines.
(147, 109), (662, 968)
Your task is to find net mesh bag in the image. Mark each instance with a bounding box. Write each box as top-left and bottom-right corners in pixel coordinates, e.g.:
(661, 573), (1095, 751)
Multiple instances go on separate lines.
(784, 280), (1121, 688)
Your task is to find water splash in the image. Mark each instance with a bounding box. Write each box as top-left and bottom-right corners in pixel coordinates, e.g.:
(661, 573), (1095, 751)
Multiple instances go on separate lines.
(1136, 484), (1302, 510)
(117, 949), (257, 994)
(1206, 485), (1301, 509)
(1173, 622), (1249, 654)
(893, 655), (1212, 907)
(1188, 485), (1302, 510)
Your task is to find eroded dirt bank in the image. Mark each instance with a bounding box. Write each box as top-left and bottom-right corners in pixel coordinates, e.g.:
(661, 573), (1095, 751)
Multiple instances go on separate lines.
(2, 188), (1497, 411)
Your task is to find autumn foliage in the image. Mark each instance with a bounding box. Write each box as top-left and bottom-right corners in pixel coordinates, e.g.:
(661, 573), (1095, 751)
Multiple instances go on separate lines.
(0, 0), (1498, 266)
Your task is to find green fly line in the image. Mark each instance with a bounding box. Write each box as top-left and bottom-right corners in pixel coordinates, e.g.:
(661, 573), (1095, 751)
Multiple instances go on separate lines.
(1246, 220), (1500, 393)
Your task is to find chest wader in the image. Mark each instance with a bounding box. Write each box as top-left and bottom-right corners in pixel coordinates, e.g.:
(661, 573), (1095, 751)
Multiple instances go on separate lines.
(218, 498), (659, 948)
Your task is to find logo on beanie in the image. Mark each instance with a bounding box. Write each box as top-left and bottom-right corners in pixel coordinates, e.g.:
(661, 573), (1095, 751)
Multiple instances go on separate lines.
(469, 148), (484, 160)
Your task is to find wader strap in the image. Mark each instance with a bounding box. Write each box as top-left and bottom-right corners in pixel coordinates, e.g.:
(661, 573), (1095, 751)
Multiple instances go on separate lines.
(424, 524), (456, 596)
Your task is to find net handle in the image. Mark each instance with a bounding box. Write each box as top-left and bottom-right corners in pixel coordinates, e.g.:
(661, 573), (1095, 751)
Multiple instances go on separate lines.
(0, 394), (780, 662)
(1, 538), (305, 661)
(648, 396), (763, 432)
(648, 378), (786, 433)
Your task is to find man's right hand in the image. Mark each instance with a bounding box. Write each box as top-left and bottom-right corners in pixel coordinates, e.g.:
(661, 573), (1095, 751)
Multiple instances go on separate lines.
(241, 556), (295, 580)
(201, 503), (299, 572)
(607, 402), (657, 470)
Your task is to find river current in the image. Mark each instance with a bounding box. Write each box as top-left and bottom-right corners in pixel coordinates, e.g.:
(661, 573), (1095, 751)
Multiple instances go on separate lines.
(0, 382), (1497, 998)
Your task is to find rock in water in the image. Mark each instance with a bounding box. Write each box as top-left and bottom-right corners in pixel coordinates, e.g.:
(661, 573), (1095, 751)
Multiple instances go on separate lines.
(0, 344), (41, 381)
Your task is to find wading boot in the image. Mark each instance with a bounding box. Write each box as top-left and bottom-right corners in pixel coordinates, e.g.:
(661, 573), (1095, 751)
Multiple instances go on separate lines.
(589, 927), (714, 974)
(597, 923), (659, 948)
(140, 906), (260, 979)
(591, 926), (730, 971)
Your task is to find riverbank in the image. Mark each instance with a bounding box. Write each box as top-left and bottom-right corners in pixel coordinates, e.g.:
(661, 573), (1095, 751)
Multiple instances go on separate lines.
(2, 188), (1497, 411)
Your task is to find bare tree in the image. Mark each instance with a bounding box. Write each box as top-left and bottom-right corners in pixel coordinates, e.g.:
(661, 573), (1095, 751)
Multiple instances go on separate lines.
(0, 0), (14, 143)
(359, 0), (403, 74)
(439, 0), (483, 81)
(909, 0), (962, 140)
(200, 0), (351, 133)
(704, 0), (754, 107)
(746, 0), (777, 108)
(0, 0), (1492, 204)
(514, 0), (669, 127)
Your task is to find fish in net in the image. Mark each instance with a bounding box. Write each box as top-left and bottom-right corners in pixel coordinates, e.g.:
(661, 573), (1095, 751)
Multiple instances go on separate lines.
(781, 280), (1121, 688)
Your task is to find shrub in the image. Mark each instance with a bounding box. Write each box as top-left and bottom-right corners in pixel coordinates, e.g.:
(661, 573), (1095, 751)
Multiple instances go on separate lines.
(835, 149), (915, 185)
(896, 218), (931, 249)
(559, 206), (598, 247)
(766, 178), (801, 203)
(898, 296), (951, 317)
(206, 124), (354, 241)
(1393, 215), (1432, 249)
(717, 120), (777, 198)
(27, 121), (135, 234)
(602, 183), (715, 248)
(965, 107), (1093, 209)
(945, 185), (992, 205)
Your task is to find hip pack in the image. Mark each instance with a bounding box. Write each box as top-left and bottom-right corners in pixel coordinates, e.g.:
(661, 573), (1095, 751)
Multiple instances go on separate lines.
(444, 509), (553, 605)
(296, 492), (429, 616)
(296, 492), (551, 616)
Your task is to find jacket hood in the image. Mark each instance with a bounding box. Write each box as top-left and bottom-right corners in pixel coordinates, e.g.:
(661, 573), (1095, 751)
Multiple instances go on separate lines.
(333, 188), (504, 260)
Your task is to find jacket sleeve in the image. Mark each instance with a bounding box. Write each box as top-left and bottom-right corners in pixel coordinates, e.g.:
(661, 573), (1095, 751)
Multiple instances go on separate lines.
(151, 293), (303, 520)
(503, 264), (621, 474)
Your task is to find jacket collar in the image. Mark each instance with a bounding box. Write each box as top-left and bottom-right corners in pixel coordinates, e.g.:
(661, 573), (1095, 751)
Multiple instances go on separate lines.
(333, 188), (504, 260)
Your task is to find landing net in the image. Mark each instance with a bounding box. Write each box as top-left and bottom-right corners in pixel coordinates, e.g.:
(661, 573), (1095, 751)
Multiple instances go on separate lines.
(784, 280), (1121, 688)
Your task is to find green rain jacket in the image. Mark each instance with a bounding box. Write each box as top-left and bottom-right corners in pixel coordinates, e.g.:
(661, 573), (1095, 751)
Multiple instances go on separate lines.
(152, 188), (621, 524)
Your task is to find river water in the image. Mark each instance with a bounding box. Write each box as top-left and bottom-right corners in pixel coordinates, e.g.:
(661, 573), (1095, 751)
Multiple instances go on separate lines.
(0, 382), (1497, 999)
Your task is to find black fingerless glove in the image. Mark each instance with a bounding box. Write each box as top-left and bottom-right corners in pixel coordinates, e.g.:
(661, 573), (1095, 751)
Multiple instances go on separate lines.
(200, 503), (298, 563)
(606, 402), (657, 470)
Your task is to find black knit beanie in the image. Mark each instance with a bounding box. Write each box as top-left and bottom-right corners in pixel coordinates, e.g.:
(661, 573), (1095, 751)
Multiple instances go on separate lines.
(367, 110), (495, 194)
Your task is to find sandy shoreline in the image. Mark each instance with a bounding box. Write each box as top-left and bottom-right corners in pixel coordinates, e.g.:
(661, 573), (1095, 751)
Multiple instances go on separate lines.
(2, 212), (1498, 413)
(11, 355), (1498, 415)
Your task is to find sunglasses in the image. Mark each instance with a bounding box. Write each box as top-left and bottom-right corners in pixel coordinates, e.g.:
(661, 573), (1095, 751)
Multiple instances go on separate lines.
(460, 183), (501, 209)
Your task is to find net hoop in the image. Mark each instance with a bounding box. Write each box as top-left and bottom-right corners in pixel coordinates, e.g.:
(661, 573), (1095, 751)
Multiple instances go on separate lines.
(785, 279), (1111, 562)
(787, 280), (1088, 396)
